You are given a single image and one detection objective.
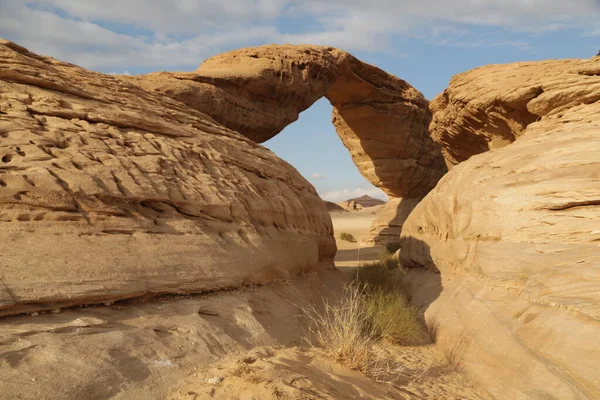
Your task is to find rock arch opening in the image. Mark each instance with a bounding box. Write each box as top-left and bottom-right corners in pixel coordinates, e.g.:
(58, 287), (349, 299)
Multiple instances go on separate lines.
(263, 97), (387, 206)
(136, 45), (448, 240)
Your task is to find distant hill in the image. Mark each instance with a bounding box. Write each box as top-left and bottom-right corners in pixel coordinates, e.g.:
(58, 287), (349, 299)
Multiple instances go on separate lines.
(324, 201), (348, 212)
(337, 195), (386, 210)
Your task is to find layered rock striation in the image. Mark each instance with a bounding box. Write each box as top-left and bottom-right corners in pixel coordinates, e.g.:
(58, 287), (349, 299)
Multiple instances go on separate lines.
(128, 45), (448, 242)
(0, 41), (445, 315)
(401, 56), (600, 399)
(129, 45), (447, 200)
(0, 40), (336, 316)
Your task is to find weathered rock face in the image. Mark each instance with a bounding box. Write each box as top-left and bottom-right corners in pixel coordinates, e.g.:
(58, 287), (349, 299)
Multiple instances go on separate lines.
(367, 197), (420, 243)
(430, 57), (600, 166)
(134, 45), (446, 200)
(401, 56), (600, 399)
(324, 201), (347, 212)
(0, 40), (336, 316)
(0, 40), (444, 315)
(128, 45), (446, 243)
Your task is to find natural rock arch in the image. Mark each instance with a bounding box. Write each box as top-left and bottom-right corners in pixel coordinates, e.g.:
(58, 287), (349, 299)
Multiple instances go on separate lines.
(130, 45), (448, 239)
(0, 41), (445, 316)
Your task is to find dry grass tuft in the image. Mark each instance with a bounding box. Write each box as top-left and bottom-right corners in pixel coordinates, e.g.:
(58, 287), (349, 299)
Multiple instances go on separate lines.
(358, 262), (428, 346)
(302, 283), (375, 371)
(301, 258), (429, 382)
(357, 261), (403, 291)
(339, 232), (356, 242)
(365, 289), (428, 346)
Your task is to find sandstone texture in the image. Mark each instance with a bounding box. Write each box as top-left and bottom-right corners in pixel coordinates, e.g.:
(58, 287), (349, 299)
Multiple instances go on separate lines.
(0, 40), (336, 316)
(324, 200), (347, 212)
(401, 56), (600, 399)
(129, 45), (447, 200)
(0, 40), (444, 315)
(430, 57), (600, 166)
(0, 269), (490, 400)
(368, 197), (420, 243)
(128, 45), (448, 242)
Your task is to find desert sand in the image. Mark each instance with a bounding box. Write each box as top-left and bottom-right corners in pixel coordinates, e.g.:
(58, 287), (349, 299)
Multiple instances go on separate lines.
(0, 204), (489, 400)
(330, 205), (386, 270)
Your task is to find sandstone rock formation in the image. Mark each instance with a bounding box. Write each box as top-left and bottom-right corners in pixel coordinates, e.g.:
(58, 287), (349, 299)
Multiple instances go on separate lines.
(324, 200), (347, 212)
(0, 40), (336, 316)
(401, 56), (600, 399)
(0, 269), (490, 400)
(128, 45), (446, 200)
(368, 197), (420, 243)
(0, 40), (444, 315)
(127, 45), (448, 242)
(430, 57), (600, 167)
(337, 194), (385, 210)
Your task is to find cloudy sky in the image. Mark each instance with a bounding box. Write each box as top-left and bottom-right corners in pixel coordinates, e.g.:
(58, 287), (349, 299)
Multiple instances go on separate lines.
(1, 1), (599, 201)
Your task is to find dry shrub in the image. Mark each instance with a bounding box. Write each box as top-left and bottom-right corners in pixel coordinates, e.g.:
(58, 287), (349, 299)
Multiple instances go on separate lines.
(357, 261), (403, 291)
(365, 289), (428, 346)
(339, 232), (356, 242)
(302, 260), (429, 383)
(302, 283), (375, 371)
(358, 262), (428, 346)
(376, 251), (399, 269)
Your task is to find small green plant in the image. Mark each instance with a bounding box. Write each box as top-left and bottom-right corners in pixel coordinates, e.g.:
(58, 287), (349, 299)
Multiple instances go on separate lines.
(357, 262), (403, 291)
(365, 289), (428, 346)
(357, 260), (428, 346)
(339, 232), (356, 242)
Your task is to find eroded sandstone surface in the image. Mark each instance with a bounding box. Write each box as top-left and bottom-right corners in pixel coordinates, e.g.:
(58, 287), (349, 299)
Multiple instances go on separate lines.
(0, 40), (445, 315)
(0, 40), (337, 316)
(129, 45), (447, 200)
(127, 45), (448, 242)
(401, 56), (600, 399)
(430, 57), (600, 166)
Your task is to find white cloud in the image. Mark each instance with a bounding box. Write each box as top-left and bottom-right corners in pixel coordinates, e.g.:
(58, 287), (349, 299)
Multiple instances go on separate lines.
(587, 28), (600, 37)
(0, 1), (598, 70)
(295, 0), (600, 29)
(0, 2), (280, 69)
(321, 188), (388, 203)
(25, 0), (286, 34)
(310, 173), (325, 180)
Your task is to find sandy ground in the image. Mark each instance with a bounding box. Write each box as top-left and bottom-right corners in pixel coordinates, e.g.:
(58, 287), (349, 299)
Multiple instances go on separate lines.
(0, 205), (491, 400)
(330, 206), (386, 271)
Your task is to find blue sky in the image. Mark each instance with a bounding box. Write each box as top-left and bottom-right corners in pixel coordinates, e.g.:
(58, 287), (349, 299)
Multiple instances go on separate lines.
(1, 0), (598, 201)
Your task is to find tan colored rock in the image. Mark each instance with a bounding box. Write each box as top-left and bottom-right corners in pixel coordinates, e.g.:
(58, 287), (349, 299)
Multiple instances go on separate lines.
(430, 57), (600, 166)
(367, 197), (420, 243)
(401, 57), (600, 399)
(0, 40), (336, 316)
(128, 45), (447, 200)
(127, 45), (447, 243)
(0, 270), (490, 400)
(324, 201), (347, 212)
(0, 40), (445, 315)
(337, 195), (385, 210)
